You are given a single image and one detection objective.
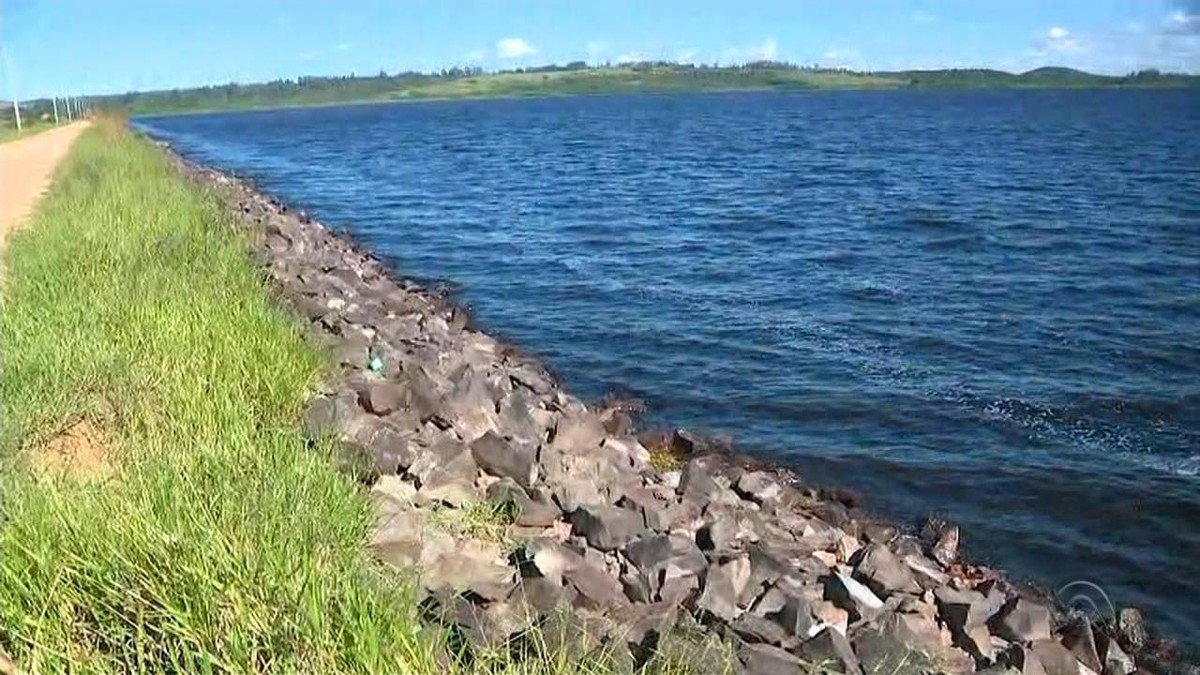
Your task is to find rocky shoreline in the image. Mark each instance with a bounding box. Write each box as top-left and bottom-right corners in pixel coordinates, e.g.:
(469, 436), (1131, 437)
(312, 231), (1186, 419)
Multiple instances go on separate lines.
(167, 145), (1188, 675)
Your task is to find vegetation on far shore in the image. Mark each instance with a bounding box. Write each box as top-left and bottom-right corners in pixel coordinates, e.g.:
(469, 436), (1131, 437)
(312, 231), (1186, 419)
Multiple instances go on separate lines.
(4, 61), (1197, 120)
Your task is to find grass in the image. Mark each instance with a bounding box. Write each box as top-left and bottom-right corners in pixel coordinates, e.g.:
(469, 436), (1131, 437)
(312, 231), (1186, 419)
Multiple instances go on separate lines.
(0, 119), (435, 672)
(1, 119), (59, 143)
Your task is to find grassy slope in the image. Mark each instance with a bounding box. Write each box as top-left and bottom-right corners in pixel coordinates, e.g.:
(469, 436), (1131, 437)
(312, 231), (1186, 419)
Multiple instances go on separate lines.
(0, 121), (434, 673)
(1, 119), (59, 142)
(394, 68), (903, 100)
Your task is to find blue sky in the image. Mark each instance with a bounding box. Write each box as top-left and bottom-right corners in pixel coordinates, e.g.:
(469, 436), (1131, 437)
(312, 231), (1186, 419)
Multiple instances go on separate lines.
(2, 0), (1198, 99)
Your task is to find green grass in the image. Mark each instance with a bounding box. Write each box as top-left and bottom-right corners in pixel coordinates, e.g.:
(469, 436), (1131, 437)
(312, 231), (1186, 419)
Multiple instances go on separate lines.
(1, 119), (59, 142)
(0, 120), (437, 673)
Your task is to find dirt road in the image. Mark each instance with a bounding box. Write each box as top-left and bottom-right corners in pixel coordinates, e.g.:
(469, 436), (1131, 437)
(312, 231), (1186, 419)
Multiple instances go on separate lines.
(1, 121), (90, 252)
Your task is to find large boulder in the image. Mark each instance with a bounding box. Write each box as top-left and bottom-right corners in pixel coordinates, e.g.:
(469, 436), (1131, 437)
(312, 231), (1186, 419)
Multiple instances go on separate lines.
(357, 381), (407, 416)
(797, 627), (864, 675)
(824, 571), (884, 622)
(471, 431), (537, 488)
(696, 556), (751, 622)
(571, 505), (646, 551)
(739, 643), (807, 675)
(990, 599), (1053, 644)
(853, 543), (921, 597)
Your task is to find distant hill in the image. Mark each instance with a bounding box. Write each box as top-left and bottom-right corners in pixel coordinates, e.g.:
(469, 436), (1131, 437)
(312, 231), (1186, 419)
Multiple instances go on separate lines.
(5, 62), (1197, 119)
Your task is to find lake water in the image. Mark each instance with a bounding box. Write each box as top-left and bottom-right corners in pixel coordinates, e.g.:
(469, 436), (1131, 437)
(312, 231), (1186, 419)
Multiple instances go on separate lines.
(138, 90), (1200, 642)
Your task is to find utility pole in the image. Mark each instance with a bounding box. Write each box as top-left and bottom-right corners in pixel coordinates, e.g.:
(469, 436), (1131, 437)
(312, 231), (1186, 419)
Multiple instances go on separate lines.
(11, 99), (21, 132)
(52, 96), (60, 123)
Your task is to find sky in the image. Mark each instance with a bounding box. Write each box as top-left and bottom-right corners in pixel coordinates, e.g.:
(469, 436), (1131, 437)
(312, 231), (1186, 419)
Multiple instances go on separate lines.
(2, 0), (1199, 99)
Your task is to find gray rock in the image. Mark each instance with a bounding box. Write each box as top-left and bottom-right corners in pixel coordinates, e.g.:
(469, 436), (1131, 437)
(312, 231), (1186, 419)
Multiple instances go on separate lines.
(357, 381), (406, 415)
(747, 543), (788, 590)
(1061, 618), (1102, 675)
(797, 627), (864, 675)
(525, 538), (581, 585)
(420, 536), (514, 601)
(697, 559), (748, 622)
(485, 476), (530, 508)
(470, 430), (537, 488)
(571, 505), (646, 551)
(922, 518), (961, 568)
(853, 543), (921, 598)
(509, 576), (570, 615)
(620, 569), (652, 603)
(551, 412), (606, 454)
(510, 362), (553, 396)
(772, 593), (817, 639)
(565, 558), (625, 610)
(735, 471), (784, 504)
(659, 573), (700, 606)
(402, 365), (444, 421)
(861, 522), (899, 544)
(1007, 645), (1049, 675)
(824, 571), (884, 622)
(740, 642), (806, 675)
(731, 612), (791, 645)
(302, 392), (356, 438)
(350, 417), (417, 474)
(369, 502), (424, 568)
(515, 500), (561, 528)
(853, 616), (953, 675)
(445, 368), (501, 441)
(1115, 608), (1148, 651)
(991, 599), (1053, 644)
(416, 447), (478, 507)
(751, 583), (791, 618)
(497, 388), (542, 444)
(454, 598), (534, 650)
(408, 435), (469, 484)
(553, 477), (611, 512)
(1098, 633), (1134, 675)
(618, 485), (669, 532)
(624, 533), (706, 597)
(678, 457), (723, 503)
(904, 552), (951, 588)
(612, 601), (678, 648)
(1029, 639), (1080, 675)
(935, 586), (995, 632)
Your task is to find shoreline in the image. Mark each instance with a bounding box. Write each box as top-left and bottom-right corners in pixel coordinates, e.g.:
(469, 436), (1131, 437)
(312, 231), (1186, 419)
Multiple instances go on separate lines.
(161, 138), (1193, 673)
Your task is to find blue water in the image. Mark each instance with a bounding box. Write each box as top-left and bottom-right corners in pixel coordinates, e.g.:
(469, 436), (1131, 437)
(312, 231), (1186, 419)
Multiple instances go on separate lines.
(138, 90), (1200, 642)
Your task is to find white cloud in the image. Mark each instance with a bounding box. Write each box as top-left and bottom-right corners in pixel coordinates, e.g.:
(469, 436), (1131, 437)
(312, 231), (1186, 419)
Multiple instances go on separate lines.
(752, 38), (779, 61)
(465, 50), (485, 62)
(1041, 26), (1084, 53)
(496, 37), (536, 59)
(821, 48), (863, 68)
(1166, 9), (1200, 34)
(677, 49), (699, 64)
(587, 41), (607, 59)
(615, 53), (643, 64)
(335, 43), (351, 52)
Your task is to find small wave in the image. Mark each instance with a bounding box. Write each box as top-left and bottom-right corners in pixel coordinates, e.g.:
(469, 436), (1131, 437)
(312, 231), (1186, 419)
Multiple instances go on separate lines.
(903, 208), (961, 229)
(848, 279), (905, 302)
